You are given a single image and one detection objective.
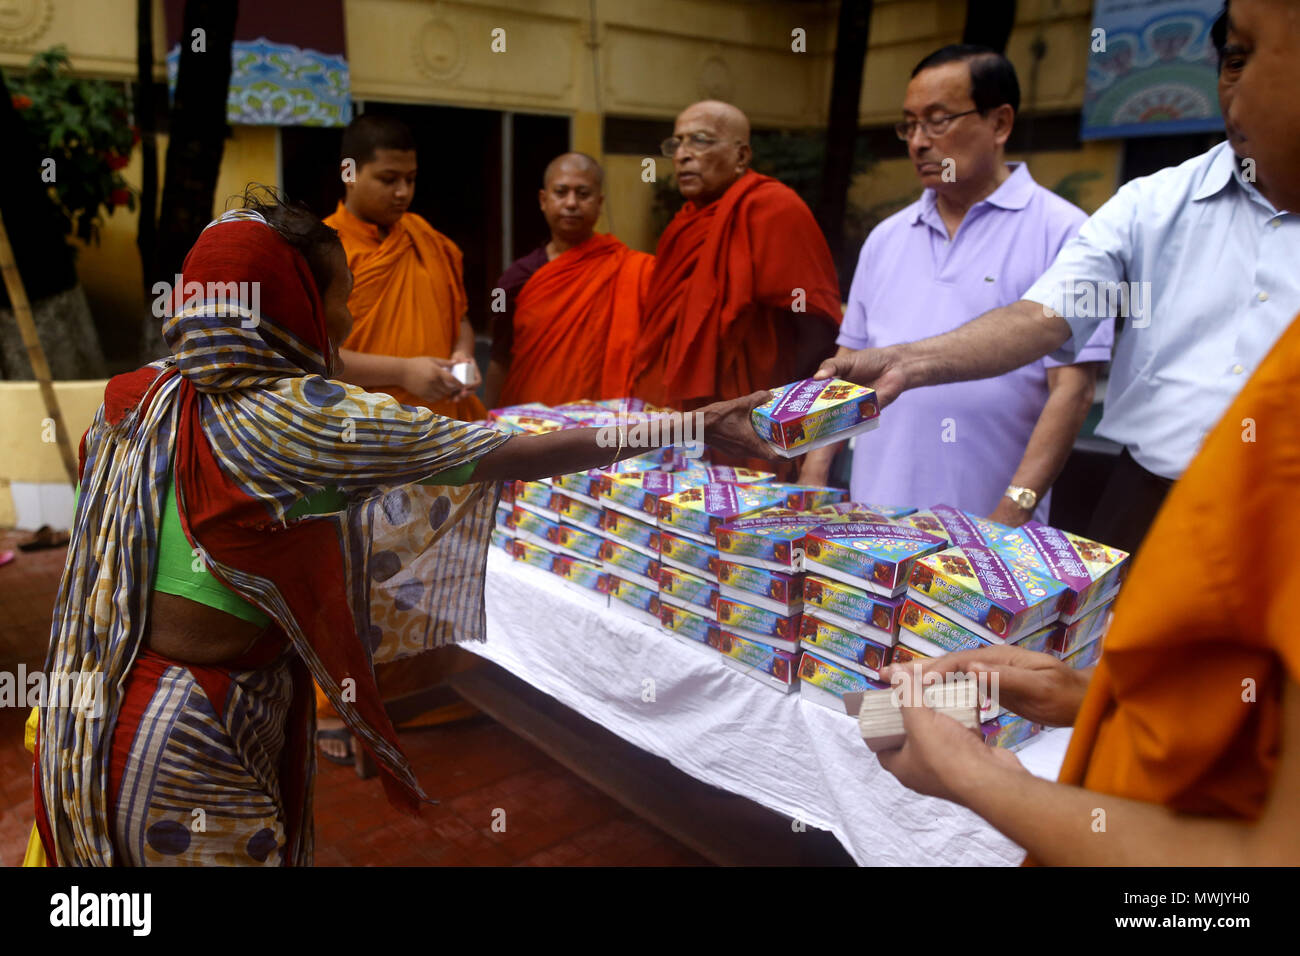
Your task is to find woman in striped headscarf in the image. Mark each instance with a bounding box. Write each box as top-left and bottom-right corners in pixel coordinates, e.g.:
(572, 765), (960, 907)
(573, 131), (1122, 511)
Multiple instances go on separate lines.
(29, 189), (770, 866)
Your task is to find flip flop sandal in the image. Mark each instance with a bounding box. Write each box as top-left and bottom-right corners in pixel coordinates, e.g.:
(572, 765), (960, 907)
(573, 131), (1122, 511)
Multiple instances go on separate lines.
(18, 525), (70, 552)
(0, 551), (14, 568)
(316, 727), (355, 766)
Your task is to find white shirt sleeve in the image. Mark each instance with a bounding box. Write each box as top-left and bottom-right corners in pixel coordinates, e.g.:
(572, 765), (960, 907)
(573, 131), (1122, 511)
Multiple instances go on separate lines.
(1022, 183), (1139, 364)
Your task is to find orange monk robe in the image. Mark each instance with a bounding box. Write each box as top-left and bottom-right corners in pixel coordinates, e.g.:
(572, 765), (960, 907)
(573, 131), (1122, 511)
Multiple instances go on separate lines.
(1044, 310), (1300, 856)
(499, 233), (653, 407)
(324, 202), (485, 421)
(630, 171), (842, 409)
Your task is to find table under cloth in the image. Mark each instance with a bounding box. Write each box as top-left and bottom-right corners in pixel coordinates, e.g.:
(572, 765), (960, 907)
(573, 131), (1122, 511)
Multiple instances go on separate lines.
(468, 548), (1073, 866)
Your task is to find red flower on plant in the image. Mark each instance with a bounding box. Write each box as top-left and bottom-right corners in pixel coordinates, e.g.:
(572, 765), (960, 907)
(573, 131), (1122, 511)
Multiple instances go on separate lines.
(109, 187), (131, 206)
(106, 152), (129, 171)
(131, 126), (141, 145)
(11, 94), (33, 110)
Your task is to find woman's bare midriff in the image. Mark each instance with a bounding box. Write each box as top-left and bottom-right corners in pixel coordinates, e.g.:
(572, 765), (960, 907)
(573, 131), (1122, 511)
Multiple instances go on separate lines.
(146, 592), (270, 665)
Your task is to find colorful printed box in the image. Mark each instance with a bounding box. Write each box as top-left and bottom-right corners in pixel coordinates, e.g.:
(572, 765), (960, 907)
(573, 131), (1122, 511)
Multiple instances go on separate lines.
(984, 521), (1129, 622)
(716, 559), (802, 615)
(490, 527), (513, 551)
(1051, 599), (1114, 659)
(499, 481), (517, 506)
(714, 596), (801, 650)
(1014, 621), (1061, 656)
(657, 564), (718, 615)
(658, 483), (788, 541)
(658, 602), (718, 647)
(552, 491), (603, 532)
(514, 480), (560, 520)
(803, 521), (946, 597)
(799, 615), (890, 680)
(550, 554), (608, 595)
(750, 378), (880, 457)
(814, 502), (917, 520)
(890, 643), (929, 665)
(895, 504), (1007, 548)
(509, 538), (555, 572)
(494, 503), (513, 532)
(657, 529), (720, 576)
(1063, 634), (1105, 670)
(550, 469), (603, 506)
(607, 447), (674, 474)
(700, 465), (775, 484)
(508, 506), (562, 550)
(797, 649), (887, 713)
(488, 407), (576, 435)
(603, 574), (660, 625)
(546, 522), (603, 561)
(599, 538), (661, 590)
(908, 545), (1068, 642)
(898, 598), (989, 658)
(598, 470), (706, 521)
(715, 515), (821, 572)
(981, 712), (1043, 751)
(708, 631), (798, 692)
(760, 483), (848, 511)
(801, 574), (902, 643)
(598, 508), (660, 558)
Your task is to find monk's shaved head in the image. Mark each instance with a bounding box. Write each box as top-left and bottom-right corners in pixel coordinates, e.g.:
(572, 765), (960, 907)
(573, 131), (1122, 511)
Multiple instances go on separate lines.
(670, 101), (754, 205)
(676, 100), (751, 143)
(543, 152), (604, 191)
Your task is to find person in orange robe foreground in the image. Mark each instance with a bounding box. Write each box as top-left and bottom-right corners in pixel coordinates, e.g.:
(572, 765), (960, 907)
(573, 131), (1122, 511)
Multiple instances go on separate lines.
(315, 115), (485, 761)
(629, 101), (842, 413)
(485, 153), (653, 408)
(839, 0), (1300, 865)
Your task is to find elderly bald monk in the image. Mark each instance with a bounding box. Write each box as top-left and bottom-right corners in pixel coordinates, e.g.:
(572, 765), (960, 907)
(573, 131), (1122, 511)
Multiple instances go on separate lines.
(485, 152), (653, 408)
(630, 101), (842, 410)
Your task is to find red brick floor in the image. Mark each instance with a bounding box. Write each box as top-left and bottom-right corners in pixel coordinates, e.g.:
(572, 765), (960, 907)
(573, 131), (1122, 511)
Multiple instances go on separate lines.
(0, 530), (708, 866)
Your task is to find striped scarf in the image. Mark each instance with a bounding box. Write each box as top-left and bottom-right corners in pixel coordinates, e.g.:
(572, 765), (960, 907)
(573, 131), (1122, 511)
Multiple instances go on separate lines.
(36, 210), (508, 865)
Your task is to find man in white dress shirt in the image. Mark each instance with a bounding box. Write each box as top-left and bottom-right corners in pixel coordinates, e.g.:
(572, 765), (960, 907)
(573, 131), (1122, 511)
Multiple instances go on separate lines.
(818, 2), (1298, 554)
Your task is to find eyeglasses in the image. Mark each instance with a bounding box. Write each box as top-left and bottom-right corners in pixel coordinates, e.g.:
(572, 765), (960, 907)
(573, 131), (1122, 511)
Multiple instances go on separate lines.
(894, 109), (980, 141)
(660, 132), (739, 157)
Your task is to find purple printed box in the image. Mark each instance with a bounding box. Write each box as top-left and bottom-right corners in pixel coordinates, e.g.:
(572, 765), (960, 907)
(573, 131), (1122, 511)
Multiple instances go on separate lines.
(552, 491), (603, 532)
(814, 502), (917, 520)
(599, 538), (661, 590)
(716, 559), (802, 616)
(513, 480), (560, 521)
(798, 615), (890, 680)
(896, 504), (1008, 548)
(981, 712), (1043, 751)
(1050, 599), (1114, 659)
(509, 538), (555, 572)
(657, 529), (720, 576)
(801, 574), (902, 643)
(550, 554), (608, 595)
(603, 574), (660, 625)
(507, 506), (562, 550)
(986, 521), (1129, 622)
(715, 515), (822, 572)
(750, 378), (880, 457)
(762, 483), (848, 511)
(598, 508), (660, 558)
(898, 598), (989, 658)
(598, 471), (705, 521)
(700, 465), (775, 484)
(708, 631), (798, 692)
(550, 470), (603, 506)
(714, 596), (801, 651)
(797, 649), (887, 713)
(658, 483), (788, 542)
(803, 521), (947, 597)
(908, 545), (1068, 642)
(657, 564), (718, 616)
(658, 602), (718, 647)
(546, 522), (604, 561)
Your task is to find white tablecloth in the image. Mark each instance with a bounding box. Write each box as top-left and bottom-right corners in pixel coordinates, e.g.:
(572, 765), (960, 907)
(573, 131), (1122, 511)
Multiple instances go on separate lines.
(470, 548), (1072, 866)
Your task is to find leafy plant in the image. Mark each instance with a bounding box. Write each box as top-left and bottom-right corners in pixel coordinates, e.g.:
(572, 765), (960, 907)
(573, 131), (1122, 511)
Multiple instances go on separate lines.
(5, 45), (138, 246)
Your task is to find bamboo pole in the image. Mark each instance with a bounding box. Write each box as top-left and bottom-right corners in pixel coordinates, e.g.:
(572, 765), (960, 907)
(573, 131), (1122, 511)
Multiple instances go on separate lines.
(0, 207), (79, 487)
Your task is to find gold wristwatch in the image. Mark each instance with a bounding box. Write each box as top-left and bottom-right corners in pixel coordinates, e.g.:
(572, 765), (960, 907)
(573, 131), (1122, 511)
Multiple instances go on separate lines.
(1005, 485), (1038, 511)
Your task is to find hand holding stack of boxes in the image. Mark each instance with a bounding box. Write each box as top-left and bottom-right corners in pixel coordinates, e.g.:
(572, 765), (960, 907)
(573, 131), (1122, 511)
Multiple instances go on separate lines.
(487, 378), (1129, 752)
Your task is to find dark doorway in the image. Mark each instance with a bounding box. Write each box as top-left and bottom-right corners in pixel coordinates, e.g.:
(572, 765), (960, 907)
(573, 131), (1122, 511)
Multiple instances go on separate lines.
(281, 105), (569, 335)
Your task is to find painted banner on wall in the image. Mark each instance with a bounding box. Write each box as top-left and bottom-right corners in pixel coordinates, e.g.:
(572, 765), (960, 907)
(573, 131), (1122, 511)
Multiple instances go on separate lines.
(164, 0), (352, 127)
(1082, 0), (1225, 140)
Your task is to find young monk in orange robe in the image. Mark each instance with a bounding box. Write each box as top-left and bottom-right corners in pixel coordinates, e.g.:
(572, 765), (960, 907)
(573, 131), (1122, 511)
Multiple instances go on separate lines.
(325, 114), (484, 422)
(629, 101), (842, 411)
(485, 153), (653, 408)
(858, 0), (1300, 864)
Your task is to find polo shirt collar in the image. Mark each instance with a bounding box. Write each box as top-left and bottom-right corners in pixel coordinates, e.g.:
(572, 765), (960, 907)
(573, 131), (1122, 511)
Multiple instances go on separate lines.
(1192, 141), (1238, 202)
(913, 162), (1035, 227)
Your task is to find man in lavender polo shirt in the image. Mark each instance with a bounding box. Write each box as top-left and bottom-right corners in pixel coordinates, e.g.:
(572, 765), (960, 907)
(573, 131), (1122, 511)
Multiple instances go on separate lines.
(801, 45), (1111, 526)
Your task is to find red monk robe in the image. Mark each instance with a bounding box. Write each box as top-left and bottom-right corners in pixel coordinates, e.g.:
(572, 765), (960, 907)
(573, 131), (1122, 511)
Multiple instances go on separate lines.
(325, 201), (485, 420)
(631, 171), (842, 409)
(499, 233), (653, 407)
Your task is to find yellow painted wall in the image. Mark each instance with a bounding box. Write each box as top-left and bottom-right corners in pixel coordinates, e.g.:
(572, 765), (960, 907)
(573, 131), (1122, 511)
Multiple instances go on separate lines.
(0, 380), (107, 524)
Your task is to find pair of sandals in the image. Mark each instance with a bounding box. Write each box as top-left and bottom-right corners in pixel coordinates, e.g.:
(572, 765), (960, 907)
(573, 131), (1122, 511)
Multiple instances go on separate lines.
(0, 526), (71, 569)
